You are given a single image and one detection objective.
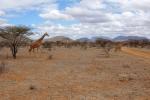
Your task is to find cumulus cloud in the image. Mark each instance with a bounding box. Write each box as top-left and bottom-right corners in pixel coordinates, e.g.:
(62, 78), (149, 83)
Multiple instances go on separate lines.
(114, 0), (150, 12)
(65, 7), (111, 23)
(64, 0), (110, 23)
(79, 0), (103, 10)
(36, 0), (150, 38)
(40, 9), (73, 20)
(0, 0), (150, 38)
(39, 0), (110, 23)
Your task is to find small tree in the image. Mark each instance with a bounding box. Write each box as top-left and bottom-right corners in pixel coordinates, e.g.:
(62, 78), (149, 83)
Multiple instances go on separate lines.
(96, 38), (113, 57)
(0, 26), (33, 59)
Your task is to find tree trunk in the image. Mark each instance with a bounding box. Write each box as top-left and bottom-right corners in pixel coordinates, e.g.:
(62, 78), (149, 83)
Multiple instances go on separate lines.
(10, 45), (17, 59)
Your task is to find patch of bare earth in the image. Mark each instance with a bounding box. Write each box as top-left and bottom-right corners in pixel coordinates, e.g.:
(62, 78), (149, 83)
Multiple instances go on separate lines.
(0, 47), (150, 100)
(122, 47), (150, 59)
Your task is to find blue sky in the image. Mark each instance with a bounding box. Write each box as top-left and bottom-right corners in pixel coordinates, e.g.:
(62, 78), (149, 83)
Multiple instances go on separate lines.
(0, 0), (150, 39)
(6, 0), (79, 25)
(7, 11), (43, 25)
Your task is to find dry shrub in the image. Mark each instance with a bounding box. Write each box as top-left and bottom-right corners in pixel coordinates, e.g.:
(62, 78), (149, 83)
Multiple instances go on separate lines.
(118, 73), (134, 82)
(43, 41), (52, 51)
(123, 64), (130, 68)
(29, 85), (36, 90)
(80, 42), (88, 50)
(102, 43), (113, 57)
(114, 43), (122, 52)
(48, 54), (53, 60)
(103, 48), (111, 57)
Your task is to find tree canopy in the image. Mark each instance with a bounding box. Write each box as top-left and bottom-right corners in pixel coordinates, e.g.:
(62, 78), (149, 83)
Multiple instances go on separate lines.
(0, 25), (33, 59)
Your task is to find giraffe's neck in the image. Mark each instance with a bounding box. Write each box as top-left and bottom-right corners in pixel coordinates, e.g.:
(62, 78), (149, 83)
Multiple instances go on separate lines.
(38, 34), (46, 41)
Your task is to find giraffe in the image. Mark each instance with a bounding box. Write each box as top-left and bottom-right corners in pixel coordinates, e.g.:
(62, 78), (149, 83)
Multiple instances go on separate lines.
(29, 32), (49, 52)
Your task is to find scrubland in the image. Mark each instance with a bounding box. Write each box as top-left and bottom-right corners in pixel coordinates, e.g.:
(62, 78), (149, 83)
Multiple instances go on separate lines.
(0, 47), (150, 100)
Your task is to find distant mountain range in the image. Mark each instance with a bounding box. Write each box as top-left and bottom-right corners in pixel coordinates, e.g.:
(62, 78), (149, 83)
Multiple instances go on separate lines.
(76, 38), (91, 42)
(0, 35), (149, 43)
(91, 36), (111, 42)
(76, 36), (111, 42)
(45, 36), (73, 42)
(76, 36), (149, 42)
(113, 36), (148, 41)
(44, 35), (149, 42)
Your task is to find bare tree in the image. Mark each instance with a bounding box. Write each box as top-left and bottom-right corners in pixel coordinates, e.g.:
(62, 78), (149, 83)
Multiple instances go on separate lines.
(103, 43), (113, 57)
(96, 38), (113, 57)
(0, 26), (33, 59)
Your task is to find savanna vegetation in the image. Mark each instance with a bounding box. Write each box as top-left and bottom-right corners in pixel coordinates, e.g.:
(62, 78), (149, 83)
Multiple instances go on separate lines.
(0, 25), (150, 100)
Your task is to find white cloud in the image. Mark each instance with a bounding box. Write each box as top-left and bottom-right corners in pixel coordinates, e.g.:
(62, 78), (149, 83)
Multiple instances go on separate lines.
(0, 10), (5, 16)
(109, 0), (150, 12)
(0, 0), (56, 10)
(39, 0), (110, 23)
(79, 0), (103, 10)
(40, 9), (73, 20)
(0, 0), (149, 38)
(36, 19), (150, 39)
(65, 7), (111, 23)
(0, 18), (10, 26)
(64, 0), (111, 23)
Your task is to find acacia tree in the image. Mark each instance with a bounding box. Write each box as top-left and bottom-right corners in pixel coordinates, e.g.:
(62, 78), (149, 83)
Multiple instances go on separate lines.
(96, 38), (113, 57)
(0, 26), (33, 59)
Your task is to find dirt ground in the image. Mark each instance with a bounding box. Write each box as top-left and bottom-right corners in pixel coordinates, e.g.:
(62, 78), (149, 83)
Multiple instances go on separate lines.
(122, 47), (150, 59)
(0, 47), (150, 100)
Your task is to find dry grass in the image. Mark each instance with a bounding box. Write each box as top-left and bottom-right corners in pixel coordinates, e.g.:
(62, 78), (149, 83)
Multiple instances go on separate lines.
(122, 47), (150, 59)
(0, 47), (149, 100)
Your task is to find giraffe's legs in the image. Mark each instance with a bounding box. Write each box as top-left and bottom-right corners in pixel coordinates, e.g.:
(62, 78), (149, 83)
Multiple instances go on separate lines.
(37, 47), (39, 52)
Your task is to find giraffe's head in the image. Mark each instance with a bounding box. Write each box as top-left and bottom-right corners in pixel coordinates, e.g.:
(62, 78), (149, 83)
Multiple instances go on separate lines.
(44, 32), (49, 37)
